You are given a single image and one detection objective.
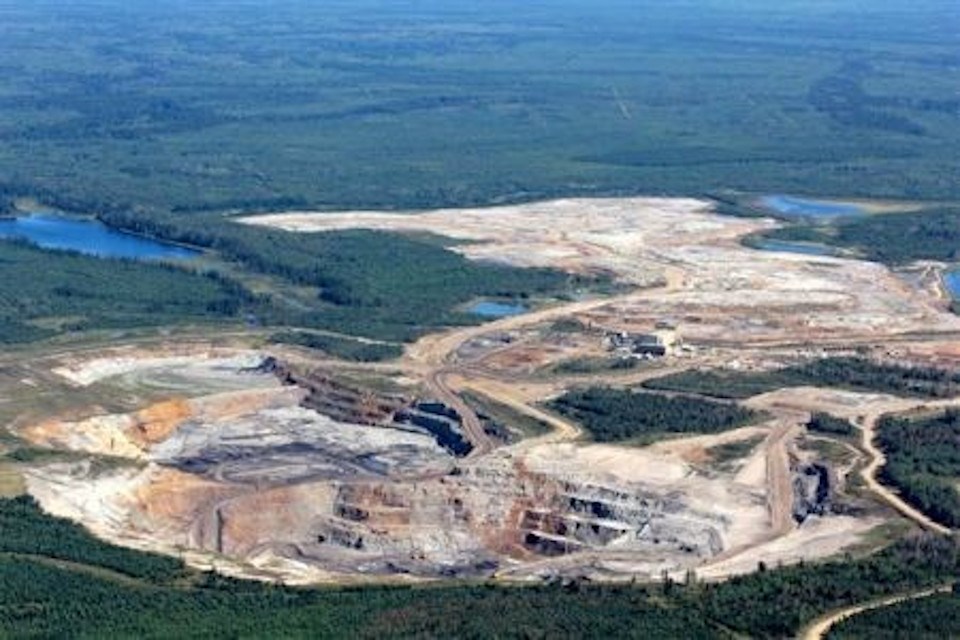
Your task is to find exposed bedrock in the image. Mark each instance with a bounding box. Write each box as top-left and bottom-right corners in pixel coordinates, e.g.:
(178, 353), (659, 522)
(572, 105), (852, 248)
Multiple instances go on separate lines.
(26, 449), (743, 580)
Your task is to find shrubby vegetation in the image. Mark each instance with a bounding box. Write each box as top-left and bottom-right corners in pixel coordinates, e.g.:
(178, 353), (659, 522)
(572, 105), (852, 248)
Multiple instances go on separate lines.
(829, 591), (960, 639)
(549, 387), (760, 442)
(2, 496), (959, 638)
(807, 412), (856, 437)
(643, 358), (960, 399)
(877, 409), (960, 527)
(269, 331), (403, 363)
(0, 496), (185, 583)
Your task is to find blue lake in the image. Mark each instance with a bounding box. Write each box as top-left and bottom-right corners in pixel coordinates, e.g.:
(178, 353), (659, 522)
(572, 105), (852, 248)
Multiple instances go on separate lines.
(468, 301), (528, 318)
(761, 195), (864, 219)
(944, 270), (960, 299)
(753, 239), (835, 257)
(0, 214), (200, 260)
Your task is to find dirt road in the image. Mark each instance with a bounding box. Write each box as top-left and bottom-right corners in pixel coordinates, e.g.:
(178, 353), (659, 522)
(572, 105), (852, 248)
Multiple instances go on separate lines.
(765, 418), (799, 536)
(452, 375), (582, 446)
(402, 266), (685, 453)
(426, 369), (495, 456)
(800, 584), (953, 640)
(858, 408), (952, 535)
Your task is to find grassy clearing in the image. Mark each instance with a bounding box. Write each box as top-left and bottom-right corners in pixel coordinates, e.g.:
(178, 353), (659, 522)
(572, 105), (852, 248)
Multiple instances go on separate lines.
(462, 391), (553, 441)
(0, 464), (24, 498)
(705, 436), (765, 471)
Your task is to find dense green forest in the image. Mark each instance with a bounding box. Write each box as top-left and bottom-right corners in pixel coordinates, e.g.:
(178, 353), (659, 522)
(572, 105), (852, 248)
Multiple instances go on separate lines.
(807, 412), (856, 437)
(829, 591), (960, 639)
(643, 358), (960, 400)
(877, 409), (960, 528)
(549, 387), (760, 442)
(759, 207), (960, 266)
(1, 496), (958, 638)
(269, 331), (403, 363)
(0, 240), (251, 343)
(0, 1), (958, 213)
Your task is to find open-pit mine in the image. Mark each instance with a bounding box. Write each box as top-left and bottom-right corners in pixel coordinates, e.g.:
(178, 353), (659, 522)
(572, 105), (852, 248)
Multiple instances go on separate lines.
(7, 197), (960, 584)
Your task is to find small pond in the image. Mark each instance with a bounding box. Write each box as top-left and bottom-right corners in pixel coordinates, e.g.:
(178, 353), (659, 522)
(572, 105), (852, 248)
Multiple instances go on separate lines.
(468, 301), (528, 318)
(0, 213), (200, 260)
(752, 239), (836, 257)
(944, 270), (960, 299)
(760, 195), (864, 219)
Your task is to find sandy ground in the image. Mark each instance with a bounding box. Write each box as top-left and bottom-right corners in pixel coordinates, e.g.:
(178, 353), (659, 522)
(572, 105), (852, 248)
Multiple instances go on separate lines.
(243, 197), (960, 349)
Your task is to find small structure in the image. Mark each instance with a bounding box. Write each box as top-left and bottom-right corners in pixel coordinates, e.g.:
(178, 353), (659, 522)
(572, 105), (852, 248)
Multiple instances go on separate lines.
(604, 323), (681, 358)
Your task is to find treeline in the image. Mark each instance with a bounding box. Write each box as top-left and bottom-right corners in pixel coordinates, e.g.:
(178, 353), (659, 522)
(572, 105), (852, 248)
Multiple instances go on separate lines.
(828, 590), (960, 639)
(269, 331), (403, 362)
(761, 207), (960, 266)
(2, 495), (960, 638)
(549, 386), (760, 443)
(644, 357), (960, 400)
(0, 496), (186, 583)
(877, 409), (960, 528)
(807, 412), (856, 437)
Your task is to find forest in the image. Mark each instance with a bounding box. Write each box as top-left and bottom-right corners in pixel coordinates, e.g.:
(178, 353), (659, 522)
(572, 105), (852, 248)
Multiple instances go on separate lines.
(828, 590), (960, 639)
(548, 387), (760, 443)
(1, 496), (958, 638)
(0, 240), (252, 343)
(806, 412), (856, 437)
(1, 1), (958, 215)
(877, 409), (960, 527)
(643, 358), (960, 400)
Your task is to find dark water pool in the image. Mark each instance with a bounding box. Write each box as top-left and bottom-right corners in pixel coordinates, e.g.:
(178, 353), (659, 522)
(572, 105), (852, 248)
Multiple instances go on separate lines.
(761, 195), (864, 219)
(468, 301), (528, 318)
(0, 214), (199, 260)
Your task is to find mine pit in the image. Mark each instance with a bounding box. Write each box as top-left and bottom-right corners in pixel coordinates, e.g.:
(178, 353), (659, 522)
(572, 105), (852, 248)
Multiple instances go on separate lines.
(16, 197), (952, 585)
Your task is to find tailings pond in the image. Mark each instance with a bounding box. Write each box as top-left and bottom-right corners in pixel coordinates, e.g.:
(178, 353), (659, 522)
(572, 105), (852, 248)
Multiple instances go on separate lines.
(944, 270), (960, 299)
(760, 195), (865, 220)
(0, 213), (199, 260)
(468, 301), (528, 318)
